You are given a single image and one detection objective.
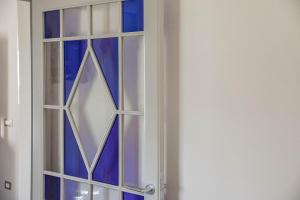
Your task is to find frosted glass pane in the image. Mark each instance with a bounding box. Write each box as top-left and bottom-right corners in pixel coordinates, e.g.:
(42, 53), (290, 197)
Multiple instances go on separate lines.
(123, 36), (144, 111)
(70, 55), (116, 166)
(124, 115), (145, 188)
(64, 179), (89, 200)
(64, 7), (88, 37)
(93, 185), (119, 200)
(92, 3), (119, 35)
(44, 109), (61, 173)
(44, 42), (60, 105)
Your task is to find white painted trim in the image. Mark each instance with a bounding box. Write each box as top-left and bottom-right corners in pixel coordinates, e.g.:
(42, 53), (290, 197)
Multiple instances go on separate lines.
(42, 0), (124, 12)
(43, 31), (144, 42)
(43, 170), (145, 196)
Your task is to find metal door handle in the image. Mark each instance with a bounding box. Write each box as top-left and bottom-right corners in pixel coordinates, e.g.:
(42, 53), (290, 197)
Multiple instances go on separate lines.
(125, 184), (155, 195)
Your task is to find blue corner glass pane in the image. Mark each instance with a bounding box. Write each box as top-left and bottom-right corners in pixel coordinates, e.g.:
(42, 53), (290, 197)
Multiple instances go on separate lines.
(45, 175), (60, 200)
(64, 40), (87, 104)
(123, 192), (144, 200)
(92, 38), (119, 107)
(64, 113), (88, 179)
(44, 10), (60, 38)
(93, 117), (119, 185)
(122, 0), (144, 32)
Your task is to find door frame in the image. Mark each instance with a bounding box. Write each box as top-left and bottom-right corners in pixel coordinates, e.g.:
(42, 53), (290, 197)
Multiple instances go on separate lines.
(31, 0), (165, 199)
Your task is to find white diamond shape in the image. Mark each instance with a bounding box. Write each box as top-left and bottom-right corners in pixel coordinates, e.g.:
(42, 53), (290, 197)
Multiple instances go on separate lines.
(68, 50), (116, 166)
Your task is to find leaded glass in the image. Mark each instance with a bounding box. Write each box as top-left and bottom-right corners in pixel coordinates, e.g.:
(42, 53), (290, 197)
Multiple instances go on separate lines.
(69, 54), (116, 166)
(123, 192), (144, 200)
(93, 117), (119, 185)
(45, 175), (60, 200)
(44, 10), (60, 38)
(92, 38), (119, 107)
(64, 40), (87, 103)
(64, 113), (88, 179)
(123, 0), (144, 32)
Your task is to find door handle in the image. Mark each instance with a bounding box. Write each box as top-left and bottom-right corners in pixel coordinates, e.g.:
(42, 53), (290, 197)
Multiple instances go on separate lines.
(125, 184), (155, 195)
(0, 118), (13, 138)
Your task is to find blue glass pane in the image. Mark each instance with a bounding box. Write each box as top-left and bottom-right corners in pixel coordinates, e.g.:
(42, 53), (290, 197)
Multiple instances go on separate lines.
(64, 113), (88, 179)
(123, 0), (144, 32)
(44, 10), (60, 38)
(45, 175), (60, 200)
(92, 38), (119, 107)
(123, 192), (144, 200)
(93, 117), (119, 185)
(64, 40), (87, 104)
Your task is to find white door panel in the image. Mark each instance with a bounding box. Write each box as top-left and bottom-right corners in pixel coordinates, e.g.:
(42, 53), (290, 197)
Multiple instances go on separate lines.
(32, 0), (165, 200)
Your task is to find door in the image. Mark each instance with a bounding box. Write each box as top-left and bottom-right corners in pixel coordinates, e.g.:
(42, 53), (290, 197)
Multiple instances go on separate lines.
(32, 0), (165, 200)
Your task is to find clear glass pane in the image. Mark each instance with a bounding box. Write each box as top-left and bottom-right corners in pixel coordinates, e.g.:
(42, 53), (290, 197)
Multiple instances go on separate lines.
(122, 0), (144, 32)
(93, 185), (119, 200)
(123, 36), (144, 111)
(64, 113), (88, 179)
(124, 115), (145, 188)
(45, 175), (60, 200)
(123, 192), (144, 200)
(44, 10), (60, 38)
(44, 42), (60, 105)
(70, 55), (116, 166)
(92, 3), (119, 35)
(44, 109), (61, 173)
(93, 117), (119, 186)
(64, 179), (89, 200)
(64, 7), (88, 37)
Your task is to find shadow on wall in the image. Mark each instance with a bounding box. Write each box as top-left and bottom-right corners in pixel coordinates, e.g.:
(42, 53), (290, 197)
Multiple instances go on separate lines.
(164, 0), (181, 199)
(0, 36), (16, 198)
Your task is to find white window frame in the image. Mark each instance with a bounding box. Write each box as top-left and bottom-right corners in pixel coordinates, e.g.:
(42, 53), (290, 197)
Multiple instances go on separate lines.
(31, 0), (166, 200)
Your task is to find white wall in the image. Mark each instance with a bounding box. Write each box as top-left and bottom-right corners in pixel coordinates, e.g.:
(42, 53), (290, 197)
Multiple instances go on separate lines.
(0, 0), (19, 199)
(165, 0), (300, 200)
(0, 1), (31, 200)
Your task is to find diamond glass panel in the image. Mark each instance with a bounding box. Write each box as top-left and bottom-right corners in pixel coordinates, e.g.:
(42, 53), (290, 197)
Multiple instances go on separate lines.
(44, 10), (60, 38)
(93, 117), (119, 185)
(123, 192), (144, 200)
(64, 40), (87, 103)
(64, 113), (88, 179)
(92, 3), (119, 35)
(44, 109), (61, 173)
(122, 0), (144, 32)
(70, 54), (116, 166)
(64, 6), (88, 37)
(64, 179), (89, 200)
(93, 185), (119, 200)
(45, 175), (60, 200)
(92, 38), (119, 107)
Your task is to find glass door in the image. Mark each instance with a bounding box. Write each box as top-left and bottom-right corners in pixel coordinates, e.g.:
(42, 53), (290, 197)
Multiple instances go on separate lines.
(32, 0), (165, 200)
